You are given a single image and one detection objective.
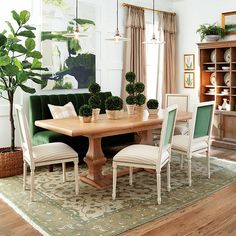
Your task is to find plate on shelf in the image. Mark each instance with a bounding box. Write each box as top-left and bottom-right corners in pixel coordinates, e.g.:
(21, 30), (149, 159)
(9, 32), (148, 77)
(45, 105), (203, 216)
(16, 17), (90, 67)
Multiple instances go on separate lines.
(210, 72), (216, 85)
(222, 66), (230, 70)
(224, 49), (231, 62)
(210, 50), (216, 63)
(224, 73), (230, 86)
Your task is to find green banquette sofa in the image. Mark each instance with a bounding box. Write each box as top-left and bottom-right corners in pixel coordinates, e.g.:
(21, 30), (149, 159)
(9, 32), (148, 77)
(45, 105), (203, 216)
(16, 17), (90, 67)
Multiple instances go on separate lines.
(29, 92), (135, 163)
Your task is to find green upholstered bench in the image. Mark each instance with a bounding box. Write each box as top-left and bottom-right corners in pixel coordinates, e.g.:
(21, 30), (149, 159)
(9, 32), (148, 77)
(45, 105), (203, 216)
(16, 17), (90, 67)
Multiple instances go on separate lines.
(29, 92), (135, 163)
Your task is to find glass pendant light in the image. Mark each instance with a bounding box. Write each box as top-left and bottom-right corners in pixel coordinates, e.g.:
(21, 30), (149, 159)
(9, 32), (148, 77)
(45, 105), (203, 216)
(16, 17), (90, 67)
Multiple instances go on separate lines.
(63, 0), (88, 39)
(106, 0), (129, 42)
(143, 0), (164, 44)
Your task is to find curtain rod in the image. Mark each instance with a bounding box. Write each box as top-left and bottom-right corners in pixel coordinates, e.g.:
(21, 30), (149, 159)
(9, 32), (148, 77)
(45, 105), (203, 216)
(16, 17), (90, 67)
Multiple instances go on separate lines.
(122, 3), (176, 16)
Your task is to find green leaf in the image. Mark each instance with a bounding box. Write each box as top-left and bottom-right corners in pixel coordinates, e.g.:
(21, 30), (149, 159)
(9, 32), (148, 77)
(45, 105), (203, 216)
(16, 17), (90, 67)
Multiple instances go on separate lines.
(19, 84), (35, 94)
(0, 55), (10, 66)
(31, 67), (48, 71)
(30, 77), (45, 84)
(31, 58), (42, 68)
(12, 10), (21, 26)
(13, 58), (23, 70)
(20, 10), (30, 24)
(5, 21), (15, 35)
(0, 34), (7, 47)
(23, 25), (36, 31)
(11, 44), (27, 53)
(0, 84), (6, 91)
(22, 60), (31, 69)
(3, 64), (19, 76)
(74, 18), (95, 26)
(25, 38), (35, 51)
(16, 71), (29, 83)
(18, 30), (35, 38)
(28, 50), (42, 59)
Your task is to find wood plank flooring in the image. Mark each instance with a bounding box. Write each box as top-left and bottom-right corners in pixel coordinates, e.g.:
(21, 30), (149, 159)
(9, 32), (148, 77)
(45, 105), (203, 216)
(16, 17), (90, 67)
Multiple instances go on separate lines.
(0, 146), (235, 236)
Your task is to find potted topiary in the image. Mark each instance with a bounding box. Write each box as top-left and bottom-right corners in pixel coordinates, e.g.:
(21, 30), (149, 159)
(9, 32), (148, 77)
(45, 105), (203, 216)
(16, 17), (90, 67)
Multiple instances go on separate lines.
(0, 10), (47, 177)
(88, 82), (101, 121)
(126, 95), (136, 115)
(105, 96), (123, 119)
(88, 95), (101, 121)
(196, 23), (225, 42)
(79, 105), (92, 123)
(134, 82), (146, 114)
(125, 72), (136, 115)
(147, 99), (159, 116)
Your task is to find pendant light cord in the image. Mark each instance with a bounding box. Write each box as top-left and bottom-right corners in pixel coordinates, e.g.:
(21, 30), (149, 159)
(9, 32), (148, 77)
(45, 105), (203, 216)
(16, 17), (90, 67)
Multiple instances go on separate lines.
(153, 0), (155, 36)
(116, 0), (119, 32)
(76, 0), (78, 29)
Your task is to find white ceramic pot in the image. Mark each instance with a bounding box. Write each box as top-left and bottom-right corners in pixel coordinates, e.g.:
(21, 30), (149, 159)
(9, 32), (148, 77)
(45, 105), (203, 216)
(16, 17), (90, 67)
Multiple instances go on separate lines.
(205, 35), (220, 42)
(106, 110), (123, 119)
(148, 108), (158, 117)
(92, 108), (100, 121)
(79, 116), (92, 123)
(126, 104), (135, 115)
(135, 105), (145, 114)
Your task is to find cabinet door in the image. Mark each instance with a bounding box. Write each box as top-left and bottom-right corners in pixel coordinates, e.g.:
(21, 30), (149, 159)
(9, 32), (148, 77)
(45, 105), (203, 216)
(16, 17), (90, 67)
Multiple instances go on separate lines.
(212, 113), (221, 140)
(221, 113), (236, 143)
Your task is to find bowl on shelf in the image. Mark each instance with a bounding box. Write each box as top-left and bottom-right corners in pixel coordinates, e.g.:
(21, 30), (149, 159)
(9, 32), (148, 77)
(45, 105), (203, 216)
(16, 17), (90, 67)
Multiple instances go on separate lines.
(209, 88), (215, 93)
(222, 66), (230, 70)
(207, 67), (215, 70)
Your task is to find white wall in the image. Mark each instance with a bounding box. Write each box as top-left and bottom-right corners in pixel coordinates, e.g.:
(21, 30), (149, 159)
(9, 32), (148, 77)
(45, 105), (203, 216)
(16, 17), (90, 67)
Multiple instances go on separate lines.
(172, 0), (236, 110)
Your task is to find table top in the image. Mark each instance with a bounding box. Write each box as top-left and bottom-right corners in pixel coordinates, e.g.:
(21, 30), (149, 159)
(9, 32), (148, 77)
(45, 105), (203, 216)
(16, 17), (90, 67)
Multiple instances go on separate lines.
(35, 110), (192, 137)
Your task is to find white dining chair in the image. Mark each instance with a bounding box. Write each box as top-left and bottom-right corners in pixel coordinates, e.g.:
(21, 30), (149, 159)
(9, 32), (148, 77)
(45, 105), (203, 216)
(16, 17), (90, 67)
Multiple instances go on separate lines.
(171, 101), (215, 186)
(165, 94), (190, 135)
(15, 105), (79, 201)
(112, 105), (178, 204)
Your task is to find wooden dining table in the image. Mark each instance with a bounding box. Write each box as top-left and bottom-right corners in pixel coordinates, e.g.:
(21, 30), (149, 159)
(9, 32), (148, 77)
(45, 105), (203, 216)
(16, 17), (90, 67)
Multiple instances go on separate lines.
(35, 110), (192, 189)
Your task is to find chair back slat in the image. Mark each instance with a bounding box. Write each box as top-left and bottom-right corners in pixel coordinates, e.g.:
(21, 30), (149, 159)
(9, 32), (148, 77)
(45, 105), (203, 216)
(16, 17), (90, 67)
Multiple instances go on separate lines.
(15, 105), (34, 165)
(158, 105), (178, 167)
(165, 94), (189, 112)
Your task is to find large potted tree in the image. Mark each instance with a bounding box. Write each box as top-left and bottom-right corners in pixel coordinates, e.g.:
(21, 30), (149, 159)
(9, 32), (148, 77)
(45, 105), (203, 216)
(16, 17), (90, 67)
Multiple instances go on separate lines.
(0, 10), (47, 177)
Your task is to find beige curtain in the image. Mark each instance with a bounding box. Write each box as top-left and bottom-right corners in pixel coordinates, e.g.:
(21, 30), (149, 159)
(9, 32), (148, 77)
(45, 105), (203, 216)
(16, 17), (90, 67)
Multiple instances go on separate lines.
(158, 12), (177, 106)
(122, 6), (146, 99)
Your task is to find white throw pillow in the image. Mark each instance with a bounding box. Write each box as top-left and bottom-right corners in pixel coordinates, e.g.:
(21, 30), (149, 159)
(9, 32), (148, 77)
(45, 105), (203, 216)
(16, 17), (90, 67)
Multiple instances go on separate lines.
(48, 102), (77, 119)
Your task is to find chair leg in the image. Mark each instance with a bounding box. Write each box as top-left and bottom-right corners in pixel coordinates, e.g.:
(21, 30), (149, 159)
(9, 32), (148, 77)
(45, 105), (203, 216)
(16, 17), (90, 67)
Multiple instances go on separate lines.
(129, 167), (133, 186)
(30, 168), (35, 202)
(156, 172), (161, 204)
(167, 161), (171, 192)
(23, 161), (27, 191)
(206, 150), (210, 179)
(180, 154), (184, 170)
(62, 162), (66, 183)
(112, 163), (117, 200)
(74, 160), (79, 195)
(187, 156), (192, 187)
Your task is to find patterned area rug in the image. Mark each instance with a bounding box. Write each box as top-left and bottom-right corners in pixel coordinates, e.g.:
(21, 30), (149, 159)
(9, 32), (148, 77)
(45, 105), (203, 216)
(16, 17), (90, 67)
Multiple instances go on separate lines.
(0, 155), (236, 236)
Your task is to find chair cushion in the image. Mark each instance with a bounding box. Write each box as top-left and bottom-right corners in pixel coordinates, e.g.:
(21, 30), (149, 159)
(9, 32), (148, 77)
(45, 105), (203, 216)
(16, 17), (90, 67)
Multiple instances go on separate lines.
(172, 135), (208, 153)
(48, 102), (77, 119)
(30, 142), (78, 163)
(113, 144), (169, 166)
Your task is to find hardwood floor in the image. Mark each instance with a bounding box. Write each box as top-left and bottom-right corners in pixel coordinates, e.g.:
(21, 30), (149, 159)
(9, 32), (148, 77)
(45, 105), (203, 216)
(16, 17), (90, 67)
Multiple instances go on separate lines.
(0, 146), (235, 236)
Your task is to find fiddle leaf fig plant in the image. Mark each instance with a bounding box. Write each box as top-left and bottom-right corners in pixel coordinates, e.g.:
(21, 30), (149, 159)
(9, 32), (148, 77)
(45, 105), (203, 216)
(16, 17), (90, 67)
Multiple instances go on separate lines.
(0, 10), (48, 152)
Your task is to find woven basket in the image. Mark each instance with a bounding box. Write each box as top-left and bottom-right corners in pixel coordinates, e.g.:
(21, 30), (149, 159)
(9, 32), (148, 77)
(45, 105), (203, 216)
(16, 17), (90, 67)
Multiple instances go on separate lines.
(0, 148), (23, 178)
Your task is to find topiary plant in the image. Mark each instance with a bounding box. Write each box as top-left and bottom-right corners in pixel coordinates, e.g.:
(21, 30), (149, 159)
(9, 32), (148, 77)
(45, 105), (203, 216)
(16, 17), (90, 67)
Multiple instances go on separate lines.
(136, 94), (146, 106)
(105, 96), (123, 111)
(125, 72), (136, 83)
(88, 95), (101, 109)
(126, 95), (136, 105)
(126, 84), (135, 95)
(147, 99), (159, 109)
(79, 104), (92, 117)
(88, 82), (101, 94)
(134, 82), (145, 93)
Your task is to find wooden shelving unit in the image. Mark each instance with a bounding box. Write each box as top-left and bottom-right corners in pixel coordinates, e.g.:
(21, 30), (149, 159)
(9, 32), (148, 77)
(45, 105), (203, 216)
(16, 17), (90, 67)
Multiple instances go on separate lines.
(198, 40), (236, 149)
